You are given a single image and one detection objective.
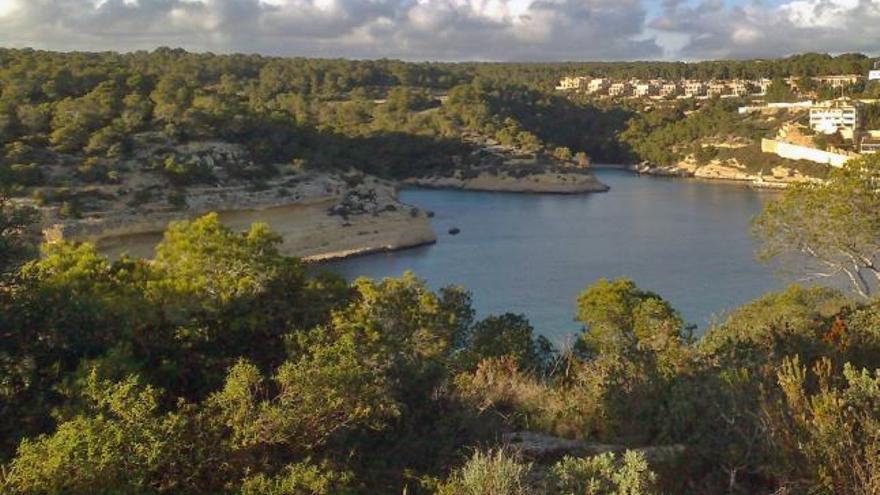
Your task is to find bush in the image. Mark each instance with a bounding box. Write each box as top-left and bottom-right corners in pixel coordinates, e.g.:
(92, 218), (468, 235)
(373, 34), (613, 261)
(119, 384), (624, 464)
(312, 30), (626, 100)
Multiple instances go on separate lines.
(551, 451), (658, 495)
(437, 448), (531, 495)
(764, 356), (880, 494)
(239, 461), (353, 495)
(161, 155), (213, 186)
(4, 163), (44, 187)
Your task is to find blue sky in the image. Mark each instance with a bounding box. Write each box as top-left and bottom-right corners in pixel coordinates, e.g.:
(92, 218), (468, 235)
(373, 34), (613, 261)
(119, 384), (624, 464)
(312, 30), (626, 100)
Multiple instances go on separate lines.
(0, 0), (877, 61)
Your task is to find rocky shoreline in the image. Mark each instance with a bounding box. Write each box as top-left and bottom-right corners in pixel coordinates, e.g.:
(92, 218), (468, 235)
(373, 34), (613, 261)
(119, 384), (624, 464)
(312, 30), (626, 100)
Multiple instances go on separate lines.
(629, 156), (825, 189)
(46, 172), (437, 262)
(402, 169), (610, 194)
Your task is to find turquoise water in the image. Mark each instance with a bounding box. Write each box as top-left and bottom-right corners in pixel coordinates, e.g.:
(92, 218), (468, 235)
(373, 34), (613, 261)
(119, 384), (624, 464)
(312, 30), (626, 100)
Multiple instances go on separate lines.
(319, 169), (797, 343)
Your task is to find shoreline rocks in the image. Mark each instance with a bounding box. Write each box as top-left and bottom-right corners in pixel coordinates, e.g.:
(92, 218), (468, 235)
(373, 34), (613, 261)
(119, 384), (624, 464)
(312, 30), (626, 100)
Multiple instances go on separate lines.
(630, 157), (825, 189)
(402, 169), (610, 194)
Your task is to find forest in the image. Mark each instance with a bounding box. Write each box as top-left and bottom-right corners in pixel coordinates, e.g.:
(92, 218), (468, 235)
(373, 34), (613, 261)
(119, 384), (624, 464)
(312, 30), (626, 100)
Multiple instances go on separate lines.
(2, 48), (880, 494)
(1, 48), (876, 208)
(1, 151), (880, 494)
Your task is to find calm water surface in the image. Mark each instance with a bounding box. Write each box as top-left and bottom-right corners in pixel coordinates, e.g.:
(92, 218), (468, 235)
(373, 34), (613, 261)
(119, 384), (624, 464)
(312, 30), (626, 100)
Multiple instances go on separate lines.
(320, 169), (796, 343)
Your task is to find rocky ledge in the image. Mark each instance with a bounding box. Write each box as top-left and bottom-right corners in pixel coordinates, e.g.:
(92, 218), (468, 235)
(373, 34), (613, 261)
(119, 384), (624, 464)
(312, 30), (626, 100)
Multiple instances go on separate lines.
(403, 169), (609, 194)
(44, 171), (437, 262)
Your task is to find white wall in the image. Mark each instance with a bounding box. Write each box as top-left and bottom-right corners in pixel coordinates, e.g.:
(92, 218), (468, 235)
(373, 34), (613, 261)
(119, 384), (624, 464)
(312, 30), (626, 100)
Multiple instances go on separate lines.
(761, 139), (853, 168)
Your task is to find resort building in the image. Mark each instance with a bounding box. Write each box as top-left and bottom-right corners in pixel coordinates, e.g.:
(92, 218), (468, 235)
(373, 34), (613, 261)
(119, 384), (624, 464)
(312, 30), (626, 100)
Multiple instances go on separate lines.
(607, 82), (631, 97)
(586, 78), (610, 94)
(555, 76), (589, 91)
(729, 80), (753, 97)
(809, 99), (861, 135)
(813, 75), (863, 88)
(633, 81), (658, 98)
(869, 61), (880, 81)
(554, 73), (867, 99)
(659, 82), (680, 98)
(683, 80), (706, 97)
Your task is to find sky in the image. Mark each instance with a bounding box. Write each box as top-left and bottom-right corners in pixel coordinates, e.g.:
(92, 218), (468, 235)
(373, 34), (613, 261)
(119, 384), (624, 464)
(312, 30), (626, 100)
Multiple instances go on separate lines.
(0, 0), (878, 61)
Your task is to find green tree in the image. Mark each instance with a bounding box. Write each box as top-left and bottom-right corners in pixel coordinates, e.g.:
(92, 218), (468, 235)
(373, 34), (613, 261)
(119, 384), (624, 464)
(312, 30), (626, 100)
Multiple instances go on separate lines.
(752, 154), (880, 298)
(461, 313), (552, 372)
(765, 77), (796, 102)
(575, 278), (689, 363)
(0, 194), (37, 274)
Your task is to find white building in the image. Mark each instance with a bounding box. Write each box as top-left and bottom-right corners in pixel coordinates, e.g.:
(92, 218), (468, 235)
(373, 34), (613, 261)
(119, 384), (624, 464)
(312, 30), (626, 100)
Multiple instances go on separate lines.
(683, 80), (706, 97)
(813, 75), (863, 88)
(556, 76), (589, 91)
(607, 82), (630, 97)
(809, 100), (860, 135)
(633, 81), (658, 98)
(586, 78), (610, 94)
(870, 62), (880, 81)
(659, 82), (680, 98)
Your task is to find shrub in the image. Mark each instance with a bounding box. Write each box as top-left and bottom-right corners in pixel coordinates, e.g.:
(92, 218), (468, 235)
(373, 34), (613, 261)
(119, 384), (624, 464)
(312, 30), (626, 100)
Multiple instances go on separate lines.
(764, 356), (880, 494)
(437, 448), (531, 495)
(239, 461), (353, 495)
(550, 451), (658, 495)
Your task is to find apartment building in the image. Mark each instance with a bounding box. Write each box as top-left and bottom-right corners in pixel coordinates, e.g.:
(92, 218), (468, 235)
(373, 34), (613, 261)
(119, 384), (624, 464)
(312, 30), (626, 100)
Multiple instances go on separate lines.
(707, 81), (728, 97)
(813, 75), (863, 88)
(869, 61), (880, 81)
(809, 99), (861, 135)
(683, 80), (706, 97)
(555, 76), (589, 91)
(633, 81), (658, 97)
(554, 72), (868, 99)
(607, 82), (631, 97)
(659, 82), (680, 98)
(729, 80), (753, 97)
(586, 78), (610, 94)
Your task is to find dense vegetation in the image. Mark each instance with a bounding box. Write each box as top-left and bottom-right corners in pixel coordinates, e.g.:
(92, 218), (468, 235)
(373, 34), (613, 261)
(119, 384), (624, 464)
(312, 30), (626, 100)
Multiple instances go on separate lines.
(2, 155), (880, 494)
(1, 48), (871, 208)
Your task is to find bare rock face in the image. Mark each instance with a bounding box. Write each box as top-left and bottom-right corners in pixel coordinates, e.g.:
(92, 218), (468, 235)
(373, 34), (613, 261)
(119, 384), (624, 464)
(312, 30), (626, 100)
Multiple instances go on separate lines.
(502, 431), (685, 465)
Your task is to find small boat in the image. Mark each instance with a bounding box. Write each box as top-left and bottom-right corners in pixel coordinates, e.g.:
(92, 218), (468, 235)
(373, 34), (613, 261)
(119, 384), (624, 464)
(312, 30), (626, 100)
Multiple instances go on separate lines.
(448, 227), (461, 235)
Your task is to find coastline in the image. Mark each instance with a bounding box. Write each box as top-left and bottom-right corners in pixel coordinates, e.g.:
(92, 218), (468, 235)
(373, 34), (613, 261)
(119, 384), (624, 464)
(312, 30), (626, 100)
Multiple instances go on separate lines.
(402, 170), (610, 194)
(627, 158), (825, 189)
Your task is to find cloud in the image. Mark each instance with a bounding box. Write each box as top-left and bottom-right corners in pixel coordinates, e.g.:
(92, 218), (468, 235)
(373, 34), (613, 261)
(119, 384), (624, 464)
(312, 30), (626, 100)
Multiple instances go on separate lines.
(0, 0), (662, 60)
(650, 0), (880, 59)
(1, 0), (878, 60)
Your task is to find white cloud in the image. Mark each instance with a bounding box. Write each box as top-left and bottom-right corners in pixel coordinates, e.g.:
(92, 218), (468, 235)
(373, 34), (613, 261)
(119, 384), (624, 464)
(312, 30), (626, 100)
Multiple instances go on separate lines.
(651, 0), (880, 59)
(0, 0), (878, 60)
(0, 0), (661, 60)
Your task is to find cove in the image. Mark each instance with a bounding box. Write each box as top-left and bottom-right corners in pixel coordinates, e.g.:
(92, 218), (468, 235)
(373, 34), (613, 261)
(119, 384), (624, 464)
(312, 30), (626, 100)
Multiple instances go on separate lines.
(319, 169), (799, 343)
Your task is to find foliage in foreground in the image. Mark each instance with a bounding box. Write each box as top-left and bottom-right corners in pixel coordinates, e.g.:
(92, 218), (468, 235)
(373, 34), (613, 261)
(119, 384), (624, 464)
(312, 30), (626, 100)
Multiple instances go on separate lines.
(0, 209), (879, 494)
